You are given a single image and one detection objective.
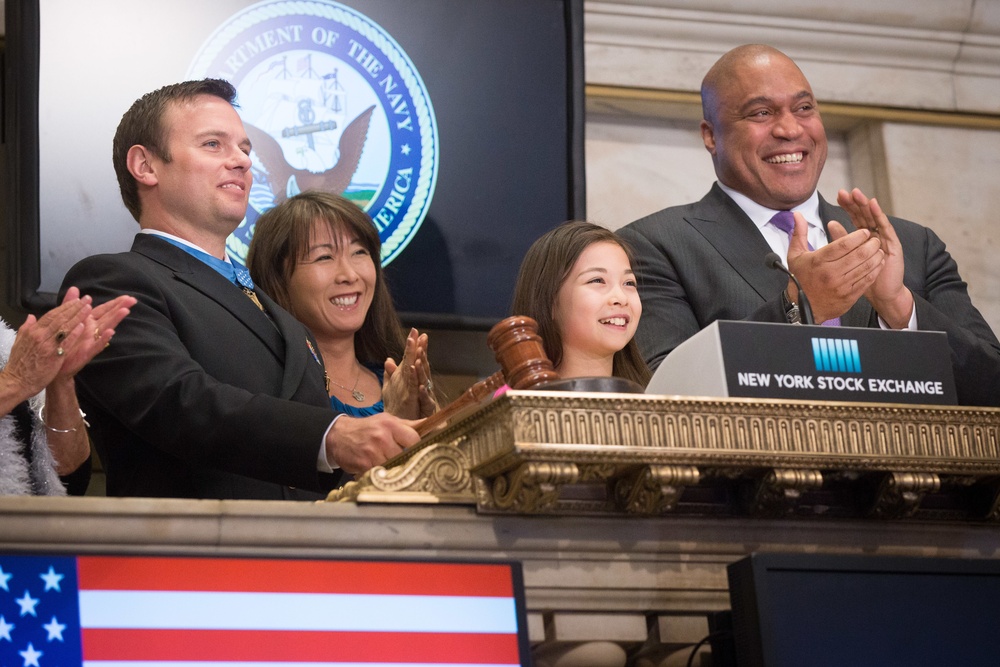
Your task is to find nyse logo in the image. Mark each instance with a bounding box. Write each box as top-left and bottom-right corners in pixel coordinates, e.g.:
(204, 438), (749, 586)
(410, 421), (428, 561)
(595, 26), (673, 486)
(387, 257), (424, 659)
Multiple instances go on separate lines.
(812, 338), (861, 373)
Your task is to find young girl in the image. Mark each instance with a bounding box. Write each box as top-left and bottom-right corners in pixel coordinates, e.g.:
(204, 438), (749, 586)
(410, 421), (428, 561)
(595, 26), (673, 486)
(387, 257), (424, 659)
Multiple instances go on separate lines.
(510, 221), (651, 386)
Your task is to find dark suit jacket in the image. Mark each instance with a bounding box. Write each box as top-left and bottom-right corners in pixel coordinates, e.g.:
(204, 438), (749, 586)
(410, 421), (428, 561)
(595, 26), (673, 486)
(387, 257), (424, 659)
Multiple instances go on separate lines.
(618, 184), (1000, 407)
(61, 234), (345, 499)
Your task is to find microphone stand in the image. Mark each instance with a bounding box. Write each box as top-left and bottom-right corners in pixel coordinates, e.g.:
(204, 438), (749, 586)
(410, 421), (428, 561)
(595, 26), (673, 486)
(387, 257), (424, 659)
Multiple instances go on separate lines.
(764, 252), (815, 325)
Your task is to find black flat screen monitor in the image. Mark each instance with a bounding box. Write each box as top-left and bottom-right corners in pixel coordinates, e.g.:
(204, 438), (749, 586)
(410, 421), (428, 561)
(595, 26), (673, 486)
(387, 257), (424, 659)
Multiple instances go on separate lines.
(3, 0), (585, 329)
(0, 552), (532, 665)
(727, 552), (1000, 667)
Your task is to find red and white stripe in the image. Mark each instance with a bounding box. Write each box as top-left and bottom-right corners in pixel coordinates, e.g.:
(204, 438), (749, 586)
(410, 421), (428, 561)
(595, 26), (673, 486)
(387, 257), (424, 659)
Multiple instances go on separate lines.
(76, 556), (523, 666)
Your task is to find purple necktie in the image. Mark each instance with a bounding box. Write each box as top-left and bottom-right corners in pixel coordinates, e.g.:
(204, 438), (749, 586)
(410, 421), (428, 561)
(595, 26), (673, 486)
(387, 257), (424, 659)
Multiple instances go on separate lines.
(769, 210), (840, 326)
(769, 210), (813, 251)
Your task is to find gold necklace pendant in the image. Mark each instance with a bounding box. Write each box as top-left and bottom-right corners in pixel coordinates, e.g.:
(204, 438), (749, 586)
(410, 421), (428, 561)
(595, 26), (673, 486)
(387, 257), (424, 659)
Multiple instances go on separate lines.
(328, 363), (365, 403)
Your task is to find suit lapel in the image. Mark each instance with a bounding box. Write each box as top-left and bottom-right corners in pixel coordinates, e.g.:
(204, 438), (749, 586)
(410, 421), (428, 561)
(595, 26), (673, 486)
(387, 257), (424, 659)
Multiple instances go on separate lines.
(684, 188), (875, 328)
(686, 184), (787, 299)
(131, 234), (286, 360)
(257, 289), (327, 402)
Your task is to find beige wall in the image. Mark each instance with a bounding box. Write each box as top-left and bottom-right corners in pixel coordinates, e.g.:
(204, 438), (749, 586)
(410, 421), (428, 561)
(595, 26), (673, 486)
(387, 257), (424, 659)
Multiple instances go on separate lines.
(878, 123), (1000, 330)
(585, 112), (853, 229)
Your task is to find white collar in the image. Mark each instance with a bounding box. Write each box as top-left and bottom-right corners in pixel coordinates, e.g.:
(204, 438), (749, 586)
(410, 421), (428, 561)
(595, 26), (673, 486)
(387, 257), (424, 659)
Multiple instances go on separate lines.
(716, 182), (823, 235)
(140, 229), (235, 265)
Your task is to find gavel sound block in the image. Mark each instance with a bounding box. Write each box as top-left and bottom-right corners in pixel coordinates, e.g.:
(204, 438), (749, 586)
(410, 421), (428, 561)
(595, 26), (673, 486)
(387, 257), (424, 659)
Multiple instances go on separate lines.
(326, 316), (560, 503)
(414, 315), (558, 436)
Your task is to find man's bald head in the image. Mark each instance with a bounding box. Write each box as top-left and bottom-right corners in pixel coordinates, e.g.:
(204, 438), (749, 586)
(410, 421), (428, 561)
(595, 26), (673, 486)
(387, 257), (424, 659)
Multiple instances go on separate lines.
(701, 44), (801, 125)
(698, 44), (828, 210)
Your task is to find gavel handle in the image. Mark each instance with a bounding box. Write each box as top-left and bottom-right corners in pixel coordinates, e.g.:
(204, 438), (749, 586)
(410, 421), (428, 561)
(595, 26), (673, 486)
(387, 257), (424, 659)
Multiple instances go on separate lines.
(415, 370), (505, 437)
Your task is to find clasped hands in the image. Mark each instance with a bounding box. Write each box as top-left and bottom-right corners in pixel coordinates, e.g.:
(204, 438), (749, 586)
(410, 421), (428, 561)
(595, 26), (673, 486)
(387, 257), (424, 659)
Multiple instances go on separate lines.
(382, 327), (439, 419)
(785, 188), (914, 329)
(326, 327), (438, 475)
(1, 287), (136, 400)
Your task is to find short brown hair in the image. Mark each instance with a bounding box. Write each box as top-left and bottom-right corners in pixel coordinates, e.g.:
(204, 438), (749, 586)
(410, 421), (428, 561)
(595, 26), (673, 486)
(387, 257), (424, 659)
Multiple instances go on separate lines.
(511, 221), (651, 385)
(247, 190), (404, 364)
(113, 79), (238, 222)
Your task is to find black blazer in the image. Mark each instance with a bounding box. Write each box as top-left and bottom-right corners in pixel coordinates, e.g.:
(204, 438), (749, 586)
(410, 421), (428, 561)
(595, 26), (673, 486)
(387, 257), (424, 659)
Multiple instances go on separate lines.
(61, 234), (345, 499)
(618, 184), (1000, 407)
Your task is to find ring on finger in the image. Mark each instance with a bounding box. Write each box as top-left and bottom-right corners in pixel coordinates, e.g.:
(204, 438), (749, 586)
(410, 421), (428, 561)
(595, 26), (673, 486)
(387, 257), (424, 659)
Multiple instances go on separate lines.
(55, 330), (68, 343)
(93, 328), (102, 341)
(56, 346), (65, 357)
(425, 379), (433, 392)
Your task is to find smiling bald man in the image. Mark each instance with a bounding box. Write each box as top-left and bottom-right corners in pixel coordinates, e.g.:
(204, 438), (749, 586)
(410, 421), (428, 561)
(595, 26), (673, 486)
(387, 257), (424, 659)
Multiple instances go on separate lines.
(617, 44), (1000, 407)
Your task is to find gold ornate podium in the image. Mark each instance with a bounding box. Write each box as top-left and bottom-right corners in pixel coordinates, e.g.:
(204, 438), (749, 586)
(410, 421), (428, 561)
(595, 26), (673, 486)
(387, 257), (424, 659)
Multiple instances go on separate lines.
(329, 390), (1000, 522)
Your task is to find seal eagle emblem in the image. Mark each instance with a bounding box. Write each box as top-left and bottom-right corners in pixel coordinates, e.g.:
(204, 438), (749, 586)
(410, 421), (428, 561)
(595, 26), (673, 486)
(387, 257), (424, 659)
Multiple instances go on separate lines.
(188, 0), (439, 266)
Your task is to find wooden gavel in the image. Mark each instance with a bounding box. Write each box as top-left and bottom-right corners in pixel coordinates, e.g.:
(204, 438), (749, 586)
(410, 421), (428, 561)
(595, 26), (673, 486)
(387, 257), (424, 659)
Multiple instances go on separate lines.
(415, 315), (559, 436)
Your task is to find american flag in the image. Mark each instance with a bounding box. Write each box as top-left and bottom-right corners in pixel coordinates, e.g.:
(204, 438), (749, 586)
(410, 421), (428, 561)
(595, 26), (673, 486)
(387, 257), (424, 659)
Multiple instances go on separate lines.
(0, 554), (527, 666)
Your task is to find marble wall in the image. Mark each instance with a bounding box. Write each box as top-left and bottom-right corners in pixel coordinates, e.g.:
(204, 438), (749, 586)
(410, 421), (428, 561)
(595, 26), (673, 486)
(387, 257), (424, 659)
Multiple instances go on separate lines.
(583, 0), (1000, 336)
(585, 112), (852, 229)
(878, 123), (1000, 330)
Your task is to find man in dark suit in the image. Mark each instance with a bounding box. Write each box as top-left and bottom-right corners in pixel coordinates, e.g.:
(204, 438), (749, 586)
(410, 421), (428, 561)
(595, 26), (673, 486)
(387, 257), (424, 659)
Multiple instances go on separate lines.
(618, 44), (1000, 407)
(60, 79), (420, 499)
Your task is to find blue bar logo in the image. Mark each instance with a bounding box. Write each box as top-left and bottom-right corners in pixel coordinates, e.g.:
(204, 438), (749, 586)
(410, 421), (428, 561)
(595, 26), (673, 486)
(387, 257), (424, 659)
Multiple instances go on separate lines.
(812, 338), (861, 373)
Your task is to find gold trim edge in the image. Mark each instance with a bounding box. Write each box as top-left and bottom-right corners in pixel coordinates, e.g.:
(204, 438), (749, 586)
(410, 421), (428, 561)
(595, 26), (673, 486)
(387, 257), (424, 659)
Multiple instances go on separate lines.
(327, 393), (1000, 520)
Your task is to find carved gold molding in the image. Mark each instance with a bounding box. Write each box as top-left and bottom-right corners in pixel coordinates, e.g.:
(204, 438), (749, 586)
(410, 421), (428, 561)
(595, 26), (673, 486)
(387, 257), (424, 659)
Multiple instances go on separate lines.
(614, 464), (700, 514)
(750, 468), (824, 518)
(327, 437), (473, 504)
(870, 472), (942, 520)
(328, 392), (1000, 520)
(491, 462), (580, 513)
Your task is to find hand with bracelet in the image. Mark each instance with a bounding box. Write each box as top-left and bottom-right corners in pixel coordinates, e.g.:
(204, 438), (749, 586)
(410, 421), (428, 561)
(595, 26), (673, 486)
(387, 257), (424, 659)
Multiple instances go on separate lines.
(0, 287), (135, 494)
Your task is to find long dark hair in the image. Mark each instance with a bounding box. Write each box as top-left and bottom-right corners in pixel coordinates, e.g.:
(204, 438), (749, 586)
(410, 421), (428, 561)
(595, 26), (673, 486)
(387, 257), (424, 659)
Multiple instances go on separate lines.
(247, 190), (404, 364)
(511, 221), (651, 385)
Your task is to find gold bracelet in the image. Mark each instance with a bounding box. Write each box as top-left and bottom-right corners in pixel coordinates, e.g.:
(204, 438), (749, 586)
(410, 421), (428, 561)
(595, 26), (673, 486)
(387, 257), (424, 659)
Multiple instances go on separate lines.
(36, 405), (90, 433)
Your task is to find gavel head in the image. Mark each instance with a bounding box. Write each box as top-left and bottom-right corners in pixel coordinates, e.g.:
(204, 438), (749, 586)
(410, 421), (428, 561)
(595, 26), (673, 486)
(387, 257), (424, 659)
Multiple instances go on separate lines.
(486, 315), (560, 390)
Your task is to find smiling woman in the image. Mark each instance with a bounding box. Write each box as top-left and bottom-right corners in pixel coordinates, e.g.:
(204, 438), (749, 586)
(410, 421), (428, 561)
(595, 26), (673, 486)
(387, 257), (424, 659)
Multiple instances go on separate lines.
(247, 191), (438, 419)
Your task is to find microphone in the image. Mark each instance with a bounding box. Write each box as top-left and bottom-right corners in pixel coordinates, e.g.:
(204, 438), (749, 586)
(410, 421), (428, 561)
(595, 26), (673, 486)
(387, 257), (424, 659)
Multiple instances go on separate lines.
(764, 252), (815, 325)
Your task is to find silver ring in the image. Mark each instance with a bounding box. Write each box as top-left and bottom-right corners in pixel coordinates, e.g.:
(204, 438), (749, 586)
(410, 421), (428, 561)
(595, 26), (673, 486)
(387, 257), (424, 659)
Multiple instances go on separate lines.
(425, 379), (433, 392)
(56, 346), (65, 357)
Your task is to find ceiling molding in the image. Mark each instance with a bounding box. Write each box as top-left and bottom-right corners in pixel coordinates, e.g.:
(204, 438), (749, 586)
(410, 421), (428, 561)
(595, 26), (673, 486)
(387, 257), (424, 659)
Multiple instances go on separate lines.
(584, 0), (1000, 114)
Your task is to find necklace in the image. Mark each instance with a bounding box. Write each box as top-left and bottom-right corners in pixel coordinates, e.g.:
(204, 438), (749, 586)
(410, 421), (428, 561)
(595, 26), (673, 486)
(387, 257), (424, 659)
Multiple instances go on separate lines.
(327, 363), (365, 402)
